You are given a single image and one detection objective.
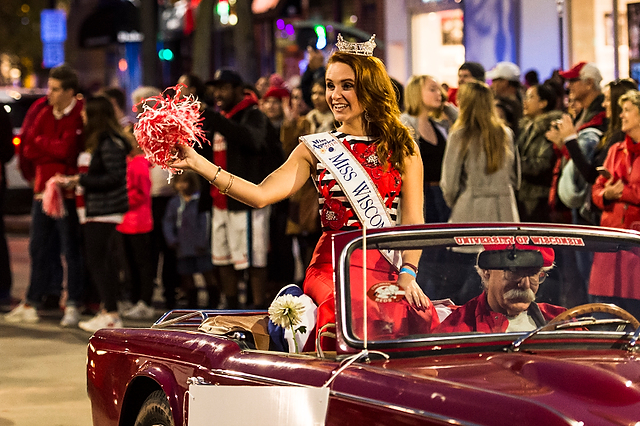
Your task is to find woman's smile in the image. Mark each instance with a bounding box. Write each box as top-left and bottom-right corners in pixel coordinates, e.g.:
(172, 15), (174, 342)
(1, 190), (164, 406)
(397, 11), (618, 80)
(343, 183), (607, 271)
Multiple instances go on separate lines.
(325, 62), (364, 134)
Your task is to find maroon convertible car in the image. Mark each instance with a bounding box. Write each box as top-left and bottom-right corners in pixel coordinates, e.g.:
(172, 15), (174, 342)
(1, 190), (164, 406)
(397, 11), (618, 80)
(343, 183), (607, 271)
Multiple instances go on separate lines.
(87, 223), (640, 425)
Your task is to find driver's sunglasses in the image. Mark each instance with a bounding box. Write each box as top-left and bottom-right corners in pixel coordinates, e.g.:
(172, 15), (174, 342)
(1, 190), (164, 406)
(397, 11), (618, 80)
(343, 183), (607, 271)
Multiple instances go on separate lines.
(503, 270), (547, 285)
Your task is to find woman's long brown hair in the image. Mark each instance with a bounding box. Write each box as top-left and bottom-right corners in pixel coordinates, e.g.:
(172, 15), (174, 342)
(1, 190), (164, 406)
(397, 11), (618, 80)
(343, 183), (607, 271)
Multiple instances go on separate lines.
(451, 81), (510, 174)
(327, 52), (415, 174)
(83, 96), (131, 153)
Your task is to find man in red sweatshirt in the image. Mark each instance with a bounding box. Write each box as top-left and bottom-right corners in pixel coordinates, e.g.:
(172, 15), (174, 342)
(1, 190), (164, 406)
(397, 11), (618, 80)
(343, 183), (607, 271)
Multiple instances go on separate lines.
(5, 64), (85, 327)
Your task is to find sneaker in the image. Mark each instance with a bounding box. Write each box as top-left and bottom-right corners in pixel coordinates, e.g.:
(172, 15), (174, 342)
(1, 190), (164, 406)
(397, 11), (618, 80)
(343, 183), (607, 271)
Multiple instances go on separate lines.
(5, 303), (39, 323)
(60, 306), (80, 327)
(78, 312), (123, 333)
(123, 301), (156, 320)
(117, 300), (134, 316)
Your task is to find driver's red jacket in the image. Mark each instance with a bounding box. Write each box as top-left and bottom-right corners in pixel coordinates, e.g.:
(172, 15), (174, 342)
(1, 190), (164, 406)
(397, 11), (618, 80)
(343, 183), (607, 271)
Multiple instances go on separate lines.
(434, 292), (566, 333)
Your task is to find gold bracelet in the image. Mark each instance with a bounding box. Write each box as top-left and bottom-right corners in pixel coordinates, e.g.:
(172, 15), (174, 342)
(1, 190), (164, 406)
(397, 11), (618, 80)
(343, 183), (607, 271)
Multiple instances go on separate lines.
(220, 174), (234, 195)
(209, 166), (222, 185)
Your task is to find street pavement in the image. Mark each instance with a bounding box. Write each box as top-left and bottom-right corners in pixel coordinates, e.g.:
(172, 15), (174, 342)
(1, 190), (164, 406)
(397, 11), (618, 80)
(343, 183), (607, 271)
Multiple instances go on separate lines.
(0, 216), (158, 426)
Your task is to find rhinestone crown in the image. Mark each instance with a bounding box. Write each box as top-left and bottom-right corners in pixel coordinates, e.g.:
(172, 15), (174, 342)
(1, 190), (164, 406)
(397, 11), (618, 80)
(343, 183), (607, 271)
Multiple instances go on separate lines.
(335, 34), (376, 56)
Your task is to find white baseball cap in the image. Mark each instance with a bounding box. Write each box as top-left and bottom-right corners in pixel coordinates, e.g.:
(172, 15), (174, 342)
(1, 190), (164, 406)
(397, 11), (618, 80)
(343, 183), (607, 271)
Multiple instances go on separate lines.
(559, 62), (603, 87)
(486, 62), (521, 82)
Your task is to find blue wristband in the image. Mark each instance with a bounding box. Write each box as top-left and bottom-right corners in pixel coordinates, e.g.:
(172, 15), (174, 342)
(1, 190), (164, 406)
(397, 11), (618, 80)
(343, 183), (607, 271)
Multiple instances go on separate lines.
(399, 267), (417, 279)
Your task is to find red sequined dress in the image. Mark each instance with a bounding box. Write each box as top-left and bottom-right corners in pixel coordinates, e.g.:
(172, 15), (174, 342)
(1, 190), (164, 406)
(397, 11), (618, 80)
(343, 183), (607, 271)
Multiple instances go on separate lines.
(302, 131), (438, 350)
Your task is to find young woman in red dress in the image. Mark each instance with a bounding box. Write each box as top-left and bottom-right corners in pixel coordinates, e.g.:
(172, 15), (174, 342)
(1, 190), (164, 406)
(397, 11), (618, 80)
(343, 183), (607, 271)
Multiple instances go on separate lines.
(171, 37), (438, 346)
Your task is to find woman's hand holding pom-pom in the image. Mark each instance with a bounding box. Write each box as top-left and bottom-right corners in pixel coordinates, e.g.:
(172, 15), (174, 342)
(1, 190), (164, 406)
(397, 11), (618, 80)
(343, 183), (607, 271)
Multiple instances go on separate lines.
(133, 84), (208, 174)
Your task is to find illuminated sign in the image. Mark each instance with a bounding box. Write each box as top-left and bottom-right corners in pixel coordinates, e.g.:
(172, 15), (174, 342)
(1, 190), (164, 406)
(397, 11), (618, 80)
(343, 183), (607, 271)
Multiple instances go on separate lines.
(41, 9), (67, 43)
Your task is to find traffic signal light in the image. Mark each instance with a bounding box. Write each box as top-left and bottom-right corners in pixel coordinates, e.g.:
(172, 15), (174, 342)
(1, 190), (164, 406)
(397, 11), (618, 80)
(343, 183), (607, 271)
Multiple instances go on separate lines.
(158, 48), (174, 61)
(216, 0), (237, 26)
(216, 0), (229, 16)
(295, 24), (328, 50)
(314, 25), (326, 49)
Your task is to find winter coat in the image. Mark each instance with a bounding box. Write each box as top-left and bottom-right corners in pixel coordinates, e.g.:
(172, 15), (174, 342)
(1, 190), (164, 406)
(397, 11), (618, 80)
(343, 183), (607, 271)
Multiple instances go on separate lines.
(21, 98), (84, 194)
(591, 135), (640, 230)
(202, 99), (283, 211)
(435, 292), (566, 333)
(162, 193), (210, 258)
(557, 95), (608, 210)
(116, 154), (153, 234)
(516, 111), (563, 220)
(79, 133), (129, 217)
(440, 126), (520, 223)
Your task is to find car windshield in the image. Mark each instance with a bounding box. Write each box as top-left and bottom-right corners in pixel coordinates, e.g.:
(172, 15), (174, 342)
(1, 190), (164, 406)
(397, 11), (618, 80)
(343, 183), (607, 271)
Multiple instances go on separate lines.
(337, 226), (640, 346)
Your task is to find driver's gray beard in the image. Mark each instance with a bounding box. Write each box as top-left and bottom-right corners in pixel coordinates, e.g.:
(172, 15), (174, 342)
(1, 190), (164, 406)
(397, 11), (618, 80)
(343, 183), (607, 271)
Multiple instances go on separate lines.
(503, 288), (535, 303)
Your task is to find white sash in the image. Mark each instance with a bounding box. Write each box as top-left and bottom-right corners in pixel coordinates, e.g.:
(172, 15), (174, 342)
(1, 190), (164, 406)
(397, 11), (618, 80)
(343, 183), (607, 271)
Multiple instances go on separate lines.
(300, 132), (402, 270)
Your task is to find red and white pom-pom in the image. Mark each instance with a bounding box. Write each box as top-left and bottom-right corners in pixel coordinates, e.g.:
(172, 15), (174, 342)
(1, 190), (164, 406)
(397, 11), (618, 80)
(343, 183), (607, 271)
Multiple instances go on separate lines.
(42, 177), (66, 219)
(133, 84), (208, 173)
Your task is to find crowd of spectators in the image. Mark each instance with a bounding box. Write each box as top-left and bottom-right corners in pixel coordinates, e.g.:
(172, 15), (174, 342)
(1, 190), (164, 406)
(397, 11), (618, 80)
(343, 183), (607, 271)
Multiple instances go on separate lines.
(3, 49), (640, 329)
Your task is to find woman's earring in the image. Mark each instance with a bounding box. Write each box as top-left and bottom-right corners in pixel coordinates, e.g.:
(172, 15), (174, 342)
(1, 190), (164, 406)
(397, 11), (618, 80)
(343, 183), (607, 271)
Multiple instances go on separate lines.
(364, 110), (372, 122)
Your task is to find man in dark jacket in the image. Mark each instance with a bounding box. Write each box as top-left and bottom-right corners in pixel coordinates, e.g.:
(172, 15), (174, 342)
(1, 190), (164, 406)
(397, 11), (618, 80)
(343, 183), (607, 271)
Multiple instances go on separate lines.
(204, 69), (284, 309)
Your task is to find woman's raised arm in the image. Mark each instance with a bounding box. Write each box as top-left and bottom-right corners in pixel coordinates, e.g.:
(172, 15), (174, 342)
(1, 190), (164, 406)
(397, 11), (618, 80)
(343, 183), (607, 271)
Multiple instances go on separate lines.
(170, 142), (316, 209)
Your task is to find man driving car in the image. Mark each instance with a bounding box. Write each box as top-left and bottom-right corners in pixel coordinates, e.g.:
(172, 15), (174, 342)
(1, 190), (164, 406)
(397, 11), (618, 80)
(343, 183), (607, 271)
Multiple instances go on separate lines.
(436, 244), (566, 333)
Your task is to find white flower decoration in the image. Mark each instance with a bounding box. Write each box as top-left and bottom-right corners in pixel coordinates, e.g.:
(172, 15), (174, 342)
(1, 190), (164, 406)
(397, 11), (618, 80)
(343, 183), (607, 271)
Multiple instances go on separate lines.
(269, 294), (305, 328)
(268, 294), (307, 353)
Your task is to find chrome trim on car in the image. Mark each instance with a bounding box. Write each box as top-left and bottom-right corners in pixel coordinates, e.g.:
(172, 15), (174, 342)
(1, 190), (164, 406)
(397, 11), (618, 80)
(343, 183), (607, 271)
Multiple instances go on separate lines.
(331, 391), (485, 425)
(331, 390), (582, 426)
(628, 325), (640, 351)
(152, 309), (268, 329)
(335, 224), (640, 350)
(207, 368), (315, 387)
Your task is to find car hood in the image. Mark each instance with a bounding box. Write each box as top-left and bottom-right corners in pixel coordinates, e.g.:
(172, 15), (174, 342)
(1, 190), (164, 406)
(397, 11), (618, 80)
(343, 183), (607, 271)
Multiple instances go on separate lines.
(331, 350), (640, 425)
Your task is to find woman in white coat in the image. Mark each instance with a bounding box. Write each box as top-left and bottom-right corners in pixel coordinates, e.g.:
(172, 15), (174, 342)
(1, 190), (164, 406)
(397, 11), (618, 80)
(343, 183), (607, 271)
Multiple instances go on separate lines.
(440, 81), (520, 223)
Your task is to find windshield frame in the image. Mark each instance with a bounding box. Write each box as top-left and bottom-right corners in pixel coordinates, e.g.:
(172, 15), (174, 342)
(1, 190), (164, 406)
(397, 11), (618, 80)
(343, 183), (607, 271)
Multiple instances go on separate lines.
(334, 224), (640, 352)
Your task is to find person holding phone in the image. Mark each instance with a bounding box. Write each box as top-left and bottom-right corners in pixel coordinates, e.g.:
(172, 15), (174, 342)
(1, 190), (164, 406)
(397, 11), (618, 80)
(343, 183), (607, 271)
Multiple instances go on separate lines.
(596, 166), (611, 179)
(546, 77), (637, 224)
(515, 83), (563, 222)
(591, 89), (640, 230)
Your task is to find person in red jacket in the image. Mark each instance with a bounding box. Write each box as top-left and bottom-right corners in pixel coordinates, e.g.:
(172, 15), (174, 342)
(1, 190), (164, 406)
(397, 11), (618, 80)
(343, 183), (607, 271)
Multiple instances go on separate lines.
(436, 244), (564, 333)
(589, 89), (640, 318)
(592, 89), (640, 230)
(5, 64), (85, 326)
(18, 95), (65, 307)
(117, 143), (155, 320)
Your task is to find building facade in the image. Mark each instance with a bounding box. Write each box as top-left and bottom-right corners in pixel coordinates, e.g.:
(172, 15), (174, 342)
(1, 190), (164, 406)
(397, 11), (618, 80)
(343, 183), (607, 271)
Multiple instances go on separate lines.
(386, 0), (638, 89)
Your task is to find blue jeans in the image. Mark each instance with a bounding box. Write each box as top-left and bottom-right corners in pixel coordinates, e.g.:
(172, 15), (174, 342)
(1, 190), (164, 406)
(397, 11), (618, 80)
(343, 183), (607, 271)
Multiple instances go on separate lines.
(27, 199), (84, 307)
